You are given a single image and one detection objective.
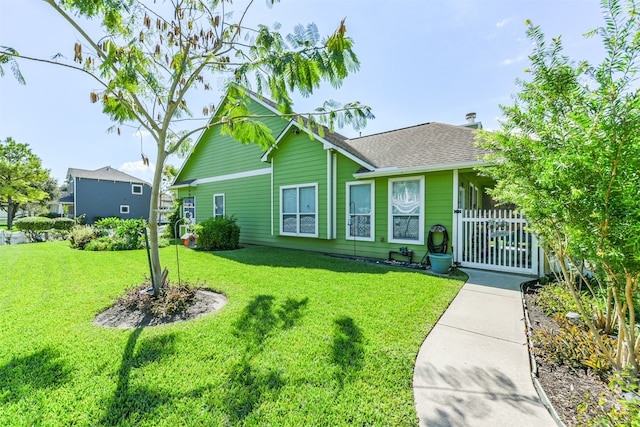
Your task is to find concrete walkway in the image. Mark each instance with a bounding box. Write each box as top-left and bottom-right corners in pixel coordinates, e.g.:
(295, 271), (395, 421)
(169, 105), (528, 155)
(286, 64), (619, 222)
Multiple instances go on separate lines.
(413, 269), (556, 427)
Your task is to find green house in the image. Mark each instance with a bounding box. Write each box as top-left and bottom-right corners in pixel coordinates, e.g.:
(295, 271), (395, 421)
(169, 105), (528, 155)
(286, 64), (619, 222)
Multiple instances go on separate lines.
(172, 92), (541, 275)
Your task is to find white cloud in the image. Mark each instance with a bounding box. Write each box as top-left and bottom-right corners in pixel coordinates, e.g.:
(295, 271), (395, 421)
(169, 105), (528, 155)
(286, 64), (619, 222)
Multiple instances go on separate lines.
(121, 160), (154, 172)
(496, 19), (510, 28)
(121, 160), (155, 184)
(501, 53), (526, 66)
(133, 129), (152, 139)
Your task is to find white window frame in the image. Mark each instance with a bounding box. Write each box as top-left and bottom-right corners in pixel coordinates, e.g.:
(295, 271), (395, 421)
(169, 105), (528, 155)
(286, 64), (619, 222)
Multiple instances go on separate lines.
(279, 183), (318, 238)
(346, 180), (375, 242)
(120, 205), (130, 214)
(131, 184), (143, 195)
(213, 193), (225, 219)
(388, 176), (425, 244)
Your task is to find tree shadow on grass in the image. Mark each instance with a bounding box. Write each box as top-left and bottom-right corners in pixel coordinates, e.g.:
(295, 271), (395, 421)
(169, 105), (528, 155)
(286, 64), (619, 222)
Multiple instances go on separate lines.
(225, 295), (308, 424)
(0, 347), (71, 404)
(100, 329), (177, 426)
(331, 316), (365, 388)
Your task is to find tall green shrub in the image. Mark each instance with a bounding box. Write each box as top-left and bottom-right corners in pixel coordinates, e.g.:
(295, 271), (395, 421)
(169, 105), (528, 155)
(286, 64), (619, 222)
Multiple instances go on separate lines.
(478, 0), (640, 374)
(196, 216), (240, 251)
(52, 217), (75, 231)
(13, 216), (53, 242)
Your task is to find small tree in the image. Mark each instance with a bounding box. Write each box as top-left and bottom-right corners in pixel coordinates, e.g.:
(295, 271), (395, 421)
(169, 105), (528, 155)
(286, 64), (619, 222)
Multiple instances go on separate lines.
(479, 0), (640, 375)
(2, 0), (372, 295)
(0, 137), (51, 230)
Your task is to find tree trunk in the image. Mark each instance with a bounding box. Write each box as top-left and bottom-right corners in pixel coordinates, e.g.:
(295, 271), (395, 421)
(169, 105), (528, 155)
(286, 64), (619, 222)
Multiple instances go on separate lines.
(6, 197), (14, 230)
(148, 148), (166, 297)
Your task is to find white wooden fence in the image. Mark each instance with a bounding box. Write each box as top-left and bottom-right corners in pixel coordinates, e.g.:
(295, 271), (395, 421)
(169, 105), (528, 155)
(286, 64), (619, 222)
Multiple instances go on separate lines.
(456, 209), (539, 275)
(0, 230), (27, 245)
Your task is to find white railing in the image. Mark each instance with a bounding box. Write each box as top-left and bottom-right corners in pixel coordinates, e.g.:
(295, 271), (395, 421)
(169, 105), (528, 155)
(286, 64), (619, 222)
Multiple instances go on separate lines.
(456, 209), (538, 275)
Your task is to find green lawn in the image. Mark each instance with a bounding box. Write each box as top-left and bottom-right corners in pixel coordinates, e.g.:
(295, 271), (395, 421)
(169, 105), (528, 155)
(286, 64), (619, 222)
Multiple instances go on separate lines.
(0, 241), (463, 426)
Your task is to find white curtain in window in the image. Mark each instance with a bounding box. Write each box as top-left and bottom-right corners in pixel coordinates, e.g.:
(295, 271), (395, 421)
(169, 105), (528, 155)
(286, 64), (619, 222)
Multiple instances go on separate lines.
(392, 180), (420, 215)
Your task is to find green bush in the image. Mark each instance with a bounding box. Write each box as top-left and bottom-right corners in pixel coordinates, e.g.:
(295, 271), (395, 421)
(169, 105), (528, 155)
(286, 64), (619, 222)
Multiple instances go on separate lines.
(530, 283), (580, 317)
(531, 315), (617, 380)
(163, 198), (183, 239)
(195, 216), (240, 251)
(83, 236), (111, 251)
(93, 217), (145, 250)
(13, 217), (54, 242)
(94, 217), (122, 230)
(52, 217), (75, 231)
(68, 225), (97, 250)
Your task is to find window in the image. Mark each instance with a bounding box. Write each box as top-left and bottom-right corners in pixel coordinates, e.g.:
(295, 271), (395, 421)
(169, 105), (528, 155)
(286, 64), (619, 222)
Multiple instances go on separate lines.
(389, 177), (424, 244)
(120, 205), (130, 214)
(132, 184), (143, 195)
(280, 184), (317, 237)
(469, 183), (479, 210)
(213, 194), (225, 219)
(183, 197), (196, 224)
(347, 181), (374, 241)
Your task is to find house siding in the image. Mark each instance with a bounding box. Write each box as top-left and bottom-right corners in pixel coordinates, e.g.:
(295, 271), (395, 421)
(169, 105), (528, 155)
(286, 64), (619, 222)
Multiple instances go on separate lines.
(75, 179), (151, 223)
(178, 173), (273, 243)
(171, 93), (476, 262)
(177, 100), (288, 182)
(271, 130), (329, 243)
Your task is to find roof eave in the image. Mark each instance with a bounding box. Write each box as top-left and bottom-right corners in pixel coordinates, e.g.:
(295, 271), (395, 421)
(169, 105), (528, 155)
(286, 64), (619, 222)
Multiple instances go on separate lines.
(353, 161), (485, 179)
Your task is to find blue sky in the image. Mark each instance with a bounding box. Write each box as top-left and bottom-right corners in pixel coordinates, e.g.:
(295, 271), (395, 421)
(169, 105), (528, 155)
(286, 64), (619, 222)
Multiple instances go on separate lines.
(0, 0), (605, 185)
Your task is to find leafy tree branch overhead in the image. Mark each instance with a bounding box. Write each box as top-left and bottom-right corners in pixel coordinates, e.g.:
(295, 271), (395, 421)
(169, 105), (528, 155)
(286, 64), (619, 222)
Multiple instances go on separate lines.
(0, 0), (373, 295)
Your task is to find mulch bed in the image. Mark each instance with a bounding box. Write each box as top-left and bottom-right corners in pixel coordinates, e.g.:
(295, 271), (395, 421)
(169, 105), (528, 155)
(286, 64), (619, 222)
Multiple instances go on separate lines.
(522, 282), (618, 426)
(93, 289), (228, 328)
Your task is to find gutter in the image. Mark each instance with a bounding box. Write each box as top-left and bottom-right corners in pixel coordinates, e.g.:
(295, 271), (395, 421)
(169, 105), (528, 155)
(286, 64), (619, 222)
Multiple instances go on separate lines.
(353, 161), (484, 179)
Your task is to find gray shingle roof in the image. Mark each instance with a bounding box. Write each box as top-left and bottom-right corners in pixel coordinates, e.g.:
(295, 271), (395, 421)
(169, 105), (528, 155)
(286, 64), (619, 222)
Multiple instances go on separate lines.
(343, 122), (487, 169)
(67, 166), (150, 185)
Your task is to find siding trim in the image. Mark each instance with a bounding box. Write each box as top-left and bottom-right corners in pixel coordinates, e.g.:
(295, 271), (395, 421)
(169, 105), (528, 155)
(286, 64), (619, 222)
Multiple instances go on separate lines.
(194, 167), (272, 185)
(326, 150), (332, 240)
(332, 152), (337, 239)
(270, 160), (274, 236)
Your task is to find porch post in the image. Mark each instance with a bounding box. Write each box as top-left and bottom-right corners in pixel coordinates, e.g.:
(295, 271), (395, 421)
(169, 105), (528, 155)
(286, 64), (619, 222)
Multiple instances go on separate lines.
(452, 170), (459, 262)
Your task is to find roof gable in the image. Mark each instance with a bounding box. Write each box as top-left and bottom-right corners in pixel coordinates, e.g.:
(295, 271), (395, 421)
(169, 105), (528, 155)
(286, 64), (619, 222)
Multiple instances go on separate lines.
(67, 166), (150, 185)
(262, 120), (376, 171)
(174, 90), (285, 184)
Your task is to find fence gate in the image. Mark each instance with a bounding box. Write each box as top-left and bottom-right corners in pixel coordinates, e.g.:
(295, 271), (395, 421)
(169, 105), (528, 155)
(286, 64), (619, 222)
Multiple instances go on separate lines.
(455, 209), (539, 275)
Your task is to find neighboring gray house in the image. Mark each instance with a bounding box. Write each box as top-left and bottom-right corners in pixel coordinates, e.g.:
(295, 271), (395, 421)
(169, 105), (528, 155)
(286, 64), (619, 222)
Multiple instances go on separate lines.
(59, 166), (152, 223)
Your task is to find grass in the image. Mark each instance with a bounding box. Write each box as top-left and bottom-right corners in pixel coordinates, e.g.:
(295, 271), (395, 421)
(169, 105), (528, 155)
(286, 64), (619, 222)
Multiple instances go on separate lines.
(0, 241), (464, 426)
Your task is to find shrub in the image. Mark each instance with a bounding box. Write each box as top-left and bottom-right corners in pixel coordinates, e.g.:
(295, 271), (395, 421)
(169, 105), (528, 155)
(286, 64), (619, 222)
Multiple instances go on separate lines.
(13, 217), (54, 242)
(93, 217), (145, 250)
(68, 225), (97, 250)
(84, 236), (111, 251)
(52, 217), (75, 231)
(531, 315), (617, 380)
(163, 198), (183, 239)
(117, 280), (198, 318)
(195, 216), (240, 251)
(531, 283), (580, 317)
(94, 217), (122, 230)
